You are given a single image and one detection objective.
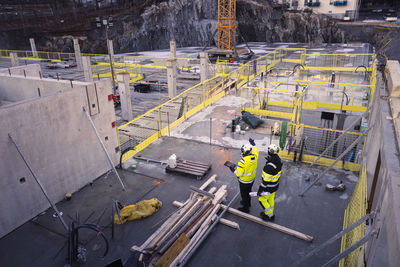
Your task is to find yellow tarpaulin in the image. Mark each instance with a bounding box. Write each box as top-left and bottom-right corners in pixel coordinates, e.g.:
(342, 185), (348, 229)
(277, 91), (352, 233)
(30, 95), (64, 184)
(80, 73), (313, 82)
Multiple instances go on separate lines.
(114, 198), (162, 224)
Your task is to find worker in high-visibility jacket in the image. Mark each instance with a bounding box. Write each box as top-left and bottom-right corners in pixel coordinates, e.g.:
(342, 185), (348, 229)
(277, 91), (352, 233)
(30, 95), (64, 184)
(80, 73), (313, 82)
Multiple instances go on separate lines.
(256, 144), (282, 221)
(233, 138), (259, 213)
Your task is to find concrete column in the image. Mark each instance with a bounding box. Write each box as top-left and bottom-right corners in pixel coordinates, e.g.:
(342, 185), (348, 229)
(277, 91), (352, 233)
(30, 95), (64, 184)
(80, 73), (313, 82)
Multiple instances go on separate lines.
(29, 38), (38, 58)
(200, 52), (209, 82)
(167, 58), (177, 98)
(107, 39), (115, 64)
(170, 40), (178, 85)
(170, 40), (176, 58)
(10, 52), (19, 67)
(73, 38), (83, 71)
(117, 72), (133, 121)
(82, 56), (93, 82)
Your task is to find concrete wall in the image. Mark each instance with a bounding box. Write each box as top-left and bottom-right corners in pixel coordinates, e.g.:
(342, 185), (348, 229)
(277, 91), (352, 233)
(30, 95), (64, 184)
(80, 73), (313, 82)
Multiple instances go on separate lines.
(0, 64), (41, 78)
(0, 79), (119, 238)
(385, 61), (400, 98)
(0, 67), (88, 103)
(363, 74), (400, 266)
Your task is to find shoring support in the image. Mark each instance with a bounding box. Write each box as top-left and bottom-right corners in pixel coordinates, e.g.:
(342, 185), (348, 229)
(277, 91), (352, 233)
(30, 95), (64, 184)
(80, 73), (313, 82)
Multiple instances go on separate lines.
(299, 131), (367, 197)
(321, 229), (378, 267)
(8, 133), (69, 231)
(83, 108), (126, 190)
(293, 213), (374, 266)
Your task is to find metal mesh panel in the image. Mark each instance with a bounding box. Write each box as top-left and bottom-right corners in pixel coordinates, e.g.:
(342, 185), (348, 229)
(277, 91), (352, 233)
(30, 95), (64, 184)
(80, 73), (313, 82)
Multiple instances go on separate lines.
(302, 126), (362, 161)
(304, 54), (374, 69)
(339, 166), (367, 267)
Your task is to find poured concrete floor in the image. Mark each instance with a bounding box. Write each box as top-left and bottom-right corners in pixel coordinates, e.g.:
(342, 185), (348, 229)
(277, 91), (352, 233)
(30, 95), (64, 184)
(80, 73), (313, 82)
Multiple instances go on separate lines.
(0, 42), (370, 266)
(0, 135), (358, 267)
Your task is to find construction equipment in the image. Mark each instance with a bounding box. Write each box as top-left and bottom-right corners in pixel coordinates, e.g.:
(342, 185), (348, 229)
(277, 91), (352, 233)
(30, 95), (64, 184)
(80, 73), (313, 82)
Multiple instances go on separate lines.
(217, 0), (237, 51)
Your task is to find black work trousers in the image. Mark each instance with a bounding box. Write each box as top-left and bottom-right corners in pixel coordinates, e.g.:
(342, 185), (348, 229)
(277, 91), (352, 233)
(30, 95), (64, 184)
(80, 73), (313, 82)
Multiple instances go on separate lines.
(239, 181), (254, 208)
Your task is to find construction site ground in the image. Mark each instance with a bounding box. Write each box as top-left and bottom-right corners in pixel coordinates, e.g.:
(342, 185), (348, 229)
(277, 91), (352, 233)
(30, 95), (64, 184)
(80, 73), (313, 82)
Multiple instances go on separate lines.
(0, 98), (359, 267)
(0, 42), (371, 266)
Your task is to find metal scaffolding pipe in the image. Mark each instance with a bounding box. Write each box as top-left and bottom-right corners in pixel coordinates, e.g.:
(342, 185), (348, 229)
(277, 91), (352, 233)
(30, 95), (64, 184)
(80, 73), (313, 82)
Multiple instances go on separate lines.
(8, 133), (69, 231)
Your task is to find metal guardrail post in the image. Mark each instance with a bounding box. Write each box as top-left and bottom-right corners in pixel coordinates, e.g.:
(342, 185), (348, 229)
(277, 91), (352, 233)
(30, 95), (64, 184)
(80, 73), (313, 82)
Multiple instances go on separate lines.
(8, 133), (69, 231)
(83, 108), (126, 190)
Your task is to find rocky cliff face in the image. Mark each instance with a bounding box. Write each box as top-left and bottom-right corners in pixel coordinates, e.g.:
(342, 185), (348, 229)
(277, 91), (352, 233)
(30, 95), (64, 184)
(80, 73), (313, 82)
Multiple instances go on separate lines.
(0, 0), (345, 53)
(108, 0), (345, 53)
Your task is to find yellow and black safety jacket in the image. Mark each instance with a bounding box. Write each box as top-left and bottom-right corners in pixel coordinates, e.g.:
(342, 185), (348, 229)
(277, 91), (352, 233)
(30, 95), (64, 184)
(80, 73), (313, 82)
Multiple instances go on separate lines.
(234, 146), (259, 183)
(260, 154), (282, 193)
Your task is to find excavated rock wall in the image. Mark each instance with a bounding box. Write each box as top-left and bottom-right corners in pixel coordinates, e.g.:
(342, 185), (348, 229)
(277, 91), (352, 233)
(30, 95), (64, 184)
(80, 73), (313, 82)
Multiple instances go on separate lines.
(0, 0), (345, 53)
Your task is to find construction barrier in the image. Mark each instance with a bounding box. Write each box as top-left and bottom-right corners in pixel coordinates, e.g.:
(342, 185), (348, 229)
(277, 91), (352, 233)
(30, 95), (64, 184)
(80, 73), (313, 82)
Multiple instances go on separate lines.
(117, 76), (229, 162)
(339, 166), (367, 267)
(303, 53), (375, 71)
(116, 47), (306, 161)
(0, 49), (200, 72)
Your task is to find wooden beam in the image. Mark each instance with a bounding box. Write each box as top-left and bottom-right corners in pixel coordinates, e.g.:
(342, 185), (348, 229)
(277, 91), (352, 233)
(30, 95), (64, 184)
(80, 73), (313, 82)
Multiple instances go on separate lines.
(172, 200), (239, 229)
(199, 174), (217, 190)
(221, 205), (314, 242)
(172, 201), (313, 242)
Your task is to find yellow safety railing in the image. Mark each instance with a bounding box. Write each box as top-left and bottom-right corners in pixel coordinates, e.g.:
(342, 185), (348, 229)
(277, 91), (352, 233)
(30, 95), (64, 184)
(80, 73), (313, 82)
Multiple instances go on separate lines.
(116, 47), (301, 162)
(303, 53), (375, 72)
(0, 49), (200, 70)
(117, 75), (227, 162)
(116, 47), (374, 167)
(339, 166), (367, 266)
(263, 120), (362, 171)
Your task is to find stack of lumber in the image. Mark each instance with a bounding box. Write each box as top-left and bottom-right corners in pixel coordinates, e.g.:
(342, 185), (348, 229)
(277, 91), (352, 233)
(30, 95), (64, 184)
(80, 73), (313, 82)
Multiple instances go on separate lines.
(131, 174), (237, 266)
(131, 174), (314, 266)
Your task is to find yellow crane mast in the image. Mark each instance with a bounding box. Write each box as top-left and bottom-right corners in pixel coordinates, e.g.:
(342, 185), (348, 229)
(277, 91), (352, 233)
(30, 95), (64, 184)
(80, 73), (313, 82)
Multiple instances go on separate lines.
(217, 0), (237, 51)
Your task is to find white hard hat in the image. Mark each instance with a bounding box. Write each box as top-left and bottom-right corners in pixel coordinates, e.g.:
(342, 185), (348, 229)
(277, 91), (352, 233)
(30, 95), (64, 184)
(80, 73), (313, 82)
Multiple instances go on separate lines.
(268, 144), (279, 155)
(241, 144), (252, 156)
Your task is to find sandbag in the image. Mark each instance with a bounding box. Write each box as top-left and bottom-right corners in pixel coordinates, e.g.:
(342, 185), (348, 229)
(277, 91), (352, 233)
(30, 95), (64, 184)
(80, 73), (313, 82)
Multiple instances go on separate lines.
(241, 111), (263, 129)
(114, 198), (162, 224)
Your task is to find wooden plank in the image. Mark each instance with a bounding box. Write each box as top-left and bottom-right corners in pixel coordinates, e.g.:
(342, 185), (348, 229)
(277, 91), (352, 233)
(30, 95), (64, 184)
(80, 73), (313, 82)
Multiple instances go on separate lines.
(176, 161), (209, 171)
(153, 199), (203, 250)
(155, 233), (190, 267)
(199, 174), (216, 190)
(213, 215), (240, 230)
(221, 205), (314, 242)
(165, 166), (204, 176)
(170, 204), (222, 267)
(137, 198), (197, 252)
(174, 163), (208, 173)
(131, 211), (181, 254)
(182, 159), (211, 168)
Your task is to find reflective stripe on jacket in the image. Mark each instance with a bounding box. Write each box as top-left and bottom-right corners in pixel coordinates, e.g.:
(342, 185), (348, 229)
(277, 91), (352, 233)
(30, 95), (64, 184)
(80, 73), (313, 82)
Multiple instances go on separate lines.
(235, 146), (259, 183)
(261, 154), (282, 193)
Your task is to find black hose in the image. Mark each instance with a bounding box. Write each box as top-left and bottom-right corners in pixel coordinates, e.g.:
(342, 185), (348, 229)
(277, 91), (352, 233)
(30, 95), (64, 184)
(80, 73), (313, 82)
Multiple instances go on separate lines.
(355, 65), (367, 72)
(74, 224), (109, 258)
(119, 146), (136, 169)
(343, 91), (350, 105)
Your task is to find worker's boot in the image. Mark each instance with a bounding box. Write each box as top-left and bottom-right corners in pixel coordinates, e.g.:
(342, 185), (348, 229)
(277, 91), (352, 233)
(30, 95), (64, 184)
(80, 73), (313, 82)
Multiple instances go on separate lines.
(260, 212), (275, 221)
(238, 206), (250, 213)
(240, 200), (251, 207)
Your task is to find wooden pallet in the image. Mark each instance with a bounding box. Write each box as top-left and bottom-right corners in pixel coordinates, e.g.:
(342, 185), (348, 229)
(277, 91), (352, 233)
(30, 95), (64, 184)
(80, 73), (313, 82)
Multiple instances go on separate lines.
(165, 159), (211, 180)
